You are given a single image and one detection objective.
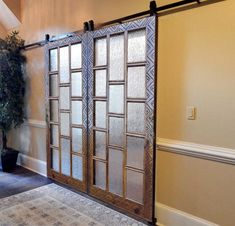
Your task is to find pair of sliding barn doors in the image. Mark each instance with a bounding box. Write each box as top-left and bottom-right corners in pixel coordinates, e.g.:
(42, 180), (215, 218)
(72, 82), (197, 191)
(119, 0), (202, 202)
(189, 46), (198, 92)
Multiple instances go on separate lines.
(46, 16), (157, 223)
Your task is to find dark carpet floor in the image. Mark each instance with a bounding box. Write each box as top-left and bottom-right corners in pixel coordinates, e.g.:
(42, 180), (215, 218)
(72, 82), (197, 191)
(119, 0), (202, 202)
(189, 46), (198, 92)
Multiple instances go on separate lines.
(0, 165), (52, 199)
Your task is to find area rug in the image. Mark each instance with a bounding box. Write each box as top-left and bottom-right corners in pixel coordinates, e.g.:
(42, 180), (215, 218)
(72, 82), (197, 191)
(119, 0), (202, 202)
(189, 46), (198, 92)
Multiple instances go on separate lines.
(0, 183), (146, 226)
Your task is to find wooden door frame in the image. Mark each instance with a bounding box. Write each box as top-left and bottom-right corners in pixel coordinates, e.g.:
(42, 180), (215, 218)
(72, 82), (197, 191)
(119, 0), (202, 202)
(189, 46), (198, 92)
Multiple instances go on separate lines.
(87, 16), (157, 223)
(45, 34), (88, 193)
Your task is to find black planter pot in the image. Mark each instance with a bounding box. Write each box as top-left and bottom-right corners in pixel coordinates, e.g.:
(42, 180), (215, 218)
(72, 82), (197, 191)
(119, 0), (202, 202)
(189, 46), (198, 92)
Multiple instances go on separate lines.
(1, 148), (19, 172)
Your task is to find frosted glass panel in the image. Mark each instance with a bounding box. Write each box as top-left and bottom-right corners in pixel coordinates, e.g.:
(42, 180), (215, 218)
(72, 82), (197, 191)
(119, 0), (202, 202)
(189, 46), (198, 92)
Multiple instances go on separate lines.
(95, 101), (106, 128)
(71, 72), (82, 97)
(60, 113), (70, 136)
(127, 136), (145, 169)
(71, 43), (82, 69)
(59, 46), (70, 83)
(94, 161), (106, 190)
(95, 38), (107, 66)
(128, 30), (146, 62)
(60, 87), (70, 110)
(127, 103), (145, 134)
(72, 128), (82, 153)
(49, 74), (58, 97)
(61, 138), (70, 176)
(109, 85), (124, 114)
(109, 117), (124, 147)
(50, 100), (58, 122)
(72, 101), (82, 125)
(72, 155), (83, 181)
(109, 149), (123, 196)
(95, 70), (106, 97)
(110, 34), (124, 81)
(50, 125), (59, 147)
(52, 148), (59, 172)
(50, 49), (58, 72)
(126, 170), (144, 204)
(127, 67), (145, 98)
(94, 131), (106, 159)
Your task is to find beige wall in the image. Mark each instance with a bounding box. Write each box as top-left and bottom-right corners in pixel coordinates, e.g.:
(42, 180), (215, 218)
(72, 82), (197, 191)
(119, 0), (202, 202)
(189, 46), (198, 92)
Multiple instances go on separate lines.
(6, 0), (235, 225)
(0, 22), (6, 38)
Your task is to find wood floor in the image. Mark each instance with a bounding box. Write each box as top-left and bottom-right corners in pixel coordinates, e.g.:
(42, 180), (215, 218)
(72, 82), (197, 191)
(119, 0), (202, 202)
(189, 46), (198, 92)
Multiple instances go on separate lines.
(0, 165), (51, 199)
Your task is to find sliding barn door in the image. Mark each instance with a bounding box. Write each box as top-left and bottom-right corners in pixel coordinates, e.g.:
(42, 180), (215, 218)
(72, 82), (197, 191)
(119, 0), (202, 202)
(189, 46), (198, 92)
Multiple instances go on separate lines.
(46, 34), (88, 192)
(46, 16), (157, 223)
(87, 17), (157, 222)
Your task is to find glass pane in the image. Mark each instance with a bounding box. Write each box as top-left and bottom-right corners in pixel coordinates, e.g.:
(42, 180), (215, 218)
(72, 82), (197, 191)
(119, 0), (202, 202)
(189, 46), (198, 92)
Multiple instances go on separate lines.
(52, 148), (59, 172)
(127, 136), (145, 169)
(71, 43), (82, 69)
(71, 72), (82, 97)
(72, 101), (82, 125)
(127, 66), (145, 98)
(50, 49), (58, 72)
(60, 113), (70, 136)
(59, 46), (70, 83)
(109, 117), (124, 147)
(94, 131), (106, 159)
(61, 138), (70, 176)
(94, 161), (106, 190)
(126, 170), (144, 204)
(49, 74), (58, 97)
(95, 38), (107, 66)
(72, 128), (83, 153)
(95, 101), (106, 128)
(60, 87), (70, 110)
(127, 103), (145, 134)
(50, 100), (58, 122)
(50, 125), (59, 147)
(95, 70), (106, 97)
(128, 29), (146, 62)
(109, 85), (124, 114)
(72, 155), (83, 181)
(109, 149), (123, 196)
(110, 34), (124, 81)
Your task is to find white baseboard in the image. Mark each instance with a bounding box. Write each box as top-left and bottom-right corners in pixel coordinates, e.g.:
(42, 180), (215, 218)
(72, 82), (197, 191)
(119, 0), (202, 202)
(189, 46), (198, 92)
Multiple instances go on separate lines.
(156, 203), (219, 226)
(17, 153), (47, 177)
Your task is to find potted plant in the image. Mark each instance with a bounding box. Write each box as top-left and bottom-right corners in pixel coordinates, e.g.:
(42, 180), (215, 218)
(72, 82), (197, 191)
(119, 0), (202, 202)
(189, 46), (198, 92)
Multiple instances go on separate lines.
(0, 31), (26, 172)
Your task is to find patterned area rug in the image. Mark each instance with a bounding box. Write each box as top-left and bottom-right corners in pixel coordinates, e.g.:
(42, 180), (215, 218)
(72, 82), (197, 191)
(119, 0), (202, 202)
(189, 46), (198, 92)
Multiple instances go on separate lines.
(0, 183), (146, 226)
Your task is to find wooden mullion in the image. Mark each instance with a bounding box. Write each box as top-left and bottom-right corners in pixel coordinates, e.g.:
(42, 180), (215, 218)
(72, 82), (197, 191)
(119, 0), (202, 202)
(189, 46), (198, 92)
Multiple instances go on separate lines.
(69, 43), (73, 178)
(106, 34), (110, 192)
(109, 81), (125, 85)
(125, 165), (144, 174)
(127, 62), (146, 67)
(93, 97), (107, 101)
(92, 127), (107, 132)
(71, 68), (82, 73)
(71, 97), (83, 101)
(108, 113), (124, 118)
(72, 151), (83, 157)
(93, 65), (107, 70)
(123, 30), (128, 198)
(58, 46), (62, 174)
(126, 132), (145, 138)
(126, 98), (146, 103)
(93, 156), (107, 163)
(108, 145), (124, 151)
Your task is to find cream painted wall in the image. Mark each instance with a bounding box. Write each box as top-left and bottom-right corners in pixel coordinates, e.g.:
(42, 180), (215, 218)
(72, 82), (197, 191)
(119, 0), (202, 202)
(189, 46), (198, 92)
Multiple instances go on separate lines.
(6, 0), (235, 225)
(0, 22), (6, 38)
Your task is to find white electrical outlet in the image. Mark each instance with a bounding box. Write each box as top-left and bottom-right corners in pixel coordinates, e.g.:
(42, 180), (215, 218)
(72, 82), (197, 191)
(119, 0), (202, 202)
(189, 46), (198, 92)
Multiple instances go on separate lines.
(187, 106), (196, 120)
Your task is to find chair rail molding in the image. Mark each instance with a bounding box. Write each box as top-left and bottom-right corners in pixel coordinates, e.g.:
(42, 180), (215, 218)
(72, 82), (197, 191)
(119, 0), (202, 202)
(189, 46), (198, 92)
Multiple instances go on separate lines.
(23, 119), (47, 129)
(157, 138), (235, 165)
